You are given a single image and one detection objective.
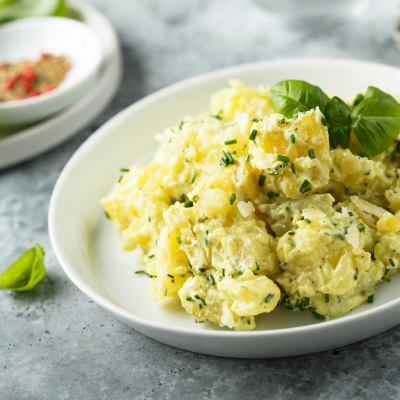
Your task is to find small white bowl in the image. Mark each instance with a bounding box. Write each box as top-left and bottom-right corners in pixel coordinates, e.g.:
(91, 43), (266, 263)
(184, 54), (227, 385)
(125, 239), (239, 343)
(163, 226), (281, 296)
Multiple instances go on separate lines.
(0, 17), (102, 126)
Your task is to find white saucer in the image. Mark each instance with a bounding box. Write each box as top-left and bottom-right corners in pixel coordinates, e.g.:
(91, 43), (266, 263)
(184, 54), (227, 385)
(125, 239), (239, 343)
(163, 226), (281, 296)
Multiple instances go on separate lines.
(0, 1), (122, 170)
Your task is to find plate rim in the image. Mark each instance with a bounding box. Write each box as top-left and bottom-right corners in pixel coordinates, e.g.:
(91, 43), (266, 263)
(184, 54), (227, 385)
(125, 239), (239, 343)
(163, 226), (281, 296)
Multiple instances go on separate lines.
(49, 57), (400, 340)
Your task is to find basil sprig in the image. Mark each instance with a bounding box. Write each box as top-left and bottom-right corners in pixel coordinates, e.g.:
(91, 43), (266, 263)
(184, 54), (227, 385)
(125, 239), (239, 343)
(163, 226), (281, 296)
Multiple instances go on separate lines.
(0, 244), (46, 291)
(325, 96), (351, 149)
(269, 80), (330, 119)
(351, 87), (400, 157)
(269, 80), (400, 157)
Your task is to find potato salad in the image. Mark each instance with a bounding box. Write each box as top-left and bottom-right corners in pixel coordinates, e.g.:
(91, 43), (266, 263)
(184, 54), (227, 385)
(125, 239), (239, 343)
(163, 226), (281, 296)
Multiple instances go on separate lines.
(102, 79), (400, 331)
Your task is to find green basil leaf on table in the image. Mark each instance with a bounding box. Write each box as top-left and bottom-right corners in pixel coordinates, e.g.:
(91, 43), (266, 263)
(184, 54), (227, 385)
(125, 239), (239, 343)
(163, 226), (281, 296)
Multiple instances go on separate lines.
(269, 80), (330, 119)
(351, 86), (400, 157)
(325, 96), (352, 149)
(0, 243), (46, 291)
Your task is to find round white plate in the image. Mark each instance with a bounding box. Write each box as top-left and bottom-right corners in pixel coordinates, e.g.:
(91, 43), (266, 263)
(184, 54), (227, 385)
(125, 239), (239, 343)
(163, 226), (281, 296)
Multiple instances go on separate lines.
(49, 59), (400, 358)
(0, 1), (122, 169)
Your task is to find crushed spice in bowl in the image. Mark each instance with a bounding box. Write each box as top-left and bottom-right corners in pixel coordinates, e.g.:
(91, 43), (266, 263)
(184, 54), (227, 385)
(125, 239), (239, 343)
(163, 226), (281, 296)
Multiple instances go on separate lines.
(0, 53), (71, 102)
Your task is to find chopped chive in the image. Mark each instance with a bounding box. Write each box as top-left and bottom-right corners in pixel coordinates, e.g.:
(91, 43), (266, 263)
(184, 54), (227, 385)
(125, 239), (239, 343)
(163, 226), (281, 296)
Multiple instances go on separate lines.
(357, 223), (365, 232)
(199, 304), (202, 310)
(288, 231), (295, 235)
(367, 295), (374, 303)
(328, 212), (334, 217)
(234, 271), (242, 279)
(349, 212), (354, 216)
(186, 296), (194, 301)
(303, 297), (310, 307)
(194, 294), (206, 305)
(249, 129), (257, 141)
(343, 226), (348, 234)
(120, 168), (130, 172)
(245, 154), (250, 162)
(258, 174), (266, 187)
(320, 115), (327, 126)
(252, 118), (259, 122)
(167, 274), (174, 278)
(220, 157), (228, 167)
(180, 194), (185, 203)
(190, 172), (197, 184)
(224, 139), (237, 145)
(304, 219), (311, 224)
(229, 193), (237, 205)
(277, 155), (290, 163)
(193, 195), (199, 203)
(104, 210), (110, 219)
(231, 151), (237, 155)
(300, 217), (304, 220)
(300, 179), (312, 194)
(135, 270), (149, 276)
(176, 237), (182, 245)
(391, 151), (396, 163)
(267, 191), (279, 199)
(279, 261), (287, 269)
(325, 294), (329, 303)
(207, 273), (216, 286)
(265, 294), (275, 303)
(278, 162), (288, 170)
(277, 117), (286, 123)
(309, 307), (325, 320)
(248, 320), (250, 325)
(227, 151), (235, 164)
(389, 258), (395, 266)
(148, 217), (151, 222)
(222, 268), (225, 277)
(269, 171), (279, 175)
(184, 200), (193, 208)
(148, 254), (155, 259)
(291, 162), (296, 174)
(188, 260), (193, 268)
(255, 262), (261, 271)
(285, 206), (292, 213)
(365, 169), (371, 176)
(308, 149), (315, 159)
(118, 176), (123, 183)
(335, 234), (344, 241)
(289, 134), (295, 145)
(382, 269), (391, 283)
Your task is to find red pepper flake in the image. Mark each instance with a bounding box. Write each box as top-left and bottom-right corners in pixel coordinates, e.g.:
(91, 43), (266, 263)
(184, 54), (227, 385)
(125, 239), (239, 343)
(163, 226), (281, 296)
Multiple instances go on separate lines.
(0, 53), (71, 102)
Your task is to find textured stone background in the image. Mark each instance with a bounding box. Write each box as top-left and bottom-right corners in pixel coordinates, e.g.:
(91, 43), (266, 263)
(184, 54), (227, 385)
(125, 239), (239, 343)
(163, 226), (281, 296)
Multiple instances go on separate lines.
(1, 0), (400, 398)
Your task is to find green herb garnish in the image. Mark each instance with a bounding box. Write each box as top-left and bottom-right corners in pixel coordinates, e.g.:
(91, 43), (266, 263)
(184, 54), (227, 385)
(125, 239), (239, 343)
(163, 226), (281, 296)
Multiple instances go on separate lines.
(357, 223), (365, 232)
(389, 258), (395, 267)
(267, 191), (279, 199)
(249, 129), (257, 141)
(258, 174), (266, 187)
(265, 294), (275, 303)
(207, 273), (216, 286)
(308, 149), (315, 159)
(278, 261), (287, 269)
(120, 168), (130, 172)
(190, 172), (196, 184)
(277, 155), (290, 163)
(229, 193), (236, 205)
(289, 134), (295, 145)
(234, 271), (242, 279)
(224, 139), (237, 145)
(300, 179), (312, 194)
(325, 294), (329, 303)
(0, 244), (46, 292)
(176, 237), (182, 245)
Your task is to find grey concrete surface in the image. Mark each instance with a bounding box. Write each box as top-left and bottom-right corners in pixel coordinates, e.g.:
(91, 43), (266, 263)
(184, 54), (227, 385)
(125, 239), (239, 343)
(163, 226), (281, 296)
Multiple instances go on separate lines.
(1, 0), (400, 398)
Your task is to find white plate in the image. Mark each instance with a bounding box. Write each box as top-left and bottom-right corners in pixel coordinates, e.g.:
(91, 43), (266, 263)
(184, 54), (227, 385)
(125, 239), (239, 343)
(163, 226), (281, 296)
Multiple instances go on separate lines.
(0, 1), (122, 169)
(49, 59), (400, 358)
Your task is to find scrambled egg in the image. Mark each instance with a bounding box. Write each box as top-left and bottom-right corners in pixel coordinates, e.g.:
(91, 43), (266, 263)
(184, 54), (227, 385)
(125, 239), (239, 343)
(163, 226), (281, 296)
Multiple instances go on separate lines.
(102, 80), (400, 331)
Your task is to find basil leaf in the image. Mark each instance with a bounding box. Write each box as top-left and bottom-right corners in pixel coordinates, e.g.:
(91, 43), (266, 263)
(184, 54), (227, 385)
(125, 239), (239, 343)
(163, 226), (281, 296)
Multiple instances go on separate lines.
(0, 243), (46, 291)
(269, 80), (330, 118)
(351, 87), (400, 157)
(325, 96), (351, 149)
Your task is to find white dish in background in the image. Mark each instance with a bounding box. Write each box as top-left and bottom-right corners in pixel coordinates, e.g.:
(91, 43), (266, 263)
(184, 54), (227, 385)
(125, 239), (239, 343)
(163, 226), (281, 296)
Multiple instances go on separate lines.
(0, 1), (122, 170)
(49, 59), (400, 358)
(0, 16), (102, 126)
